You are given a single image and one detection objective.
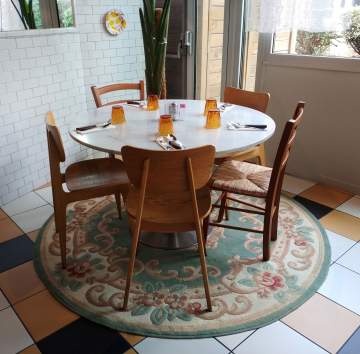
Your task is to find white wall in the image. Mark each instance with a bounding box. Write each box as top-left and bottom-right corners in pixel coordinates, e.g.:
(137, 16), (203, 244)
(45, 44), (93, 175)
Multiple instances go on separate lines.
(0, 0), (145, 205)
(258, 57), (360, 194)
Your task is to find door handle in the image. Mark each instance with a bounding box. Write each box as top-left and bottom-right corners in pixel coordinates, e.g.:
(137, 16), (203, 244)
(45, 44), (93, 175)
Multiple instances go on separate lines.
(184, 30), (193, 56)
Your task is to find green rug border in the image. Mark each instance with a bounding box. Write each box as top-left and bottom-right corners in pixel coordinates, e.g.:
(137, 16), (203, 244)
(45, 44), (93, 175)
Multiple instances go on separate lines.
(33, 195), (331, 339)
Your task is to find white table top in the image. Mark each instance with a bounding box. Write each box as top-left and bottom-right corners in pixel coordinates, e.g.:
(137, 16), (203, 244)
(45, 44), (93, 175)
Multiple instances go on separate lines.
(69, 100), (276, 158)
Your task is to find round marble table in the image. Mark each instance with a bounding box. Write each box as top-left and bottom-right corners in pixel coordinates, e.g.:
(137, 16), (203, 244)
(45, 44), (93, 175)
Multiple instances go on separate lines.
(69, 99), (276, 249)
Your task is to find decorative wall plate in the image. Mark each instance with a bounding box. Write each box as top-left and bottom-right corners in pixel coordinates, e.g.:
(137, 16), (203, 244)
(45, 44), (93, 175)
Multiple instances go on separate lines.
(105, 10), (126, 35)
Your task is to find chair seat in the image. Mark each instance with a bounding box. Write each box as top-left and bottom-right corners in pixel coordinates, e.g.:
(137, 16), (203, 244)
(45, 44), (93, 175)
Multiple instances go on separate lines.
(126, 186), (212, 231)
(65, 158), (129, 192)
(211, 160), (272, 197)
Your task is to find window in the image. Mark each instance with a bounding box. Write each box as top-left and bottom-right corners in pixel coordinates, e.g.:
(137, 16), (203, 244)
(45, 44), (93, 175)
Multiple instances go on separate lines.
(272, 28), (359, 58)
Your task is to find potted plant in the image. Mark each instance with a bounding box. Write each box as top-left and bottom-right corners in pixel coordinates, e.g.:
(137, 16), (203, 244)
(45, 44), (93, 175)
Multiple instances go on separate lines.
(10, 0), (36, 29)
(343, 8), (360, 56)
(139, 0), (171, 97)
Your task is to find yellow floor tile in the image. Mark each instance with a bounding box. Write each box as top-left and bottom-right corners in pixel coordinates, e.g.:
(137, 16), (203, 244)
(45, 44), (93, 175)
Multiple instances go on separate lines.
(124, 349), (137, 354)
(27, 230), (40, 242)
(0, 209), (8, 220)
(0, 217), (23, 242)
(282, 293), (360, 353)
(19, 345), (41, 354)
(14, 290), (79, 341)
(299, 184), (352, 208)
(282, 191), (295, 198)
(0, 261), (45, 304)
(321, 210), (360, 241)
(120, 332), (145, 346)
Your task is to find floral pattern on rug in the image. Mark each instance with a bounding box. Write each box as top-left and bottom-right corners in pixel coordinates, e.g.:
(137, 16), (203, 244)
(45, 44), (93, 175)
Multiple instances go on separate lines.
(34, 195), (330, 338)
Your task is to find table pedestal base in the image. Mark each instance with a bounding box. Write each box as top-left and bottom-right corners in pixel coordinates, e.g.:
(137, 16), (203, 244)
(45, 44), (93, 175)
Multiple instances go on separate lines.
(140, 231), (198, 250)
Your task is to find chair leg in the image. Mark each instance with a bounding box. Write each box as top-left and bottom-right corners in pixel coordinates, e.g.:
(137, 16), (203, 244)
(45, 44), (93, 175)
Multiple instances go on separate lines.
(54, 205), (67, 268)
(122, 223), (141, 311)
(202, 216), (209, 256)
(271, 206), (280, 241)
(263, 214), (272, 261)
(224, 199), (229, 221)
(195, 221), (212, 311)
(217, 193), (227, 222)
(257, 144), (266, 166)
(115, 193), (122, 219)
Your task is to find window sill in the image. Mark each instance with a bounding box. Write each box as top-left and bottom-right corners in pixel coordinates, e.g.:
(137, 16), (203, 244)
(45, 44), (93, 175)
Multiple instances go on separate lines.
(263, 53), (360, 73)
(0, 27), (78, 38)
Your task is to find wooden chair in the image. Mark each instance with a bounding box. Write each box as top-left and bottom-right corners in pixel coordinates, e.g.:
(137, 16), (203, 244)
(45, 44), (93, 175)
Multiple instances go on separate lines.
(46, 112), (129, 268)
(208, 102), (305, 261)
(121, 145), (215, 312)
(91, 80), (145, 108)
(223, 86), (270, 166)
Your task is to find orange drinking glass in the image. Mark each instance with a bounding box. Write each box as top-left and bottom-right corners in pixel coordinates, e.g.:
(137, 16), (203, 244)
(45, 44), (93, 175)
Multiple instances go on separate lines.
(206, 109), (221, 129)
(204, 98), (217, 116)
(147, 94), (159, 111)
(158, 114), (174, 136)
(111, 105), (126, 125)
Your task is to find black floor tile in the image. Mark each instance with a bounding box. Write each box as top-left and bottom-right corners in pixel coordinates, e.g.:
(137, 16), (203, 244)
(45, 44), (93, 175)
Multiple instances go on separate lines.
(294, 196), (333, 219)
(0, 235), (34, 272)
(37, 318), (131, 354)
(338, 325), (360, 354)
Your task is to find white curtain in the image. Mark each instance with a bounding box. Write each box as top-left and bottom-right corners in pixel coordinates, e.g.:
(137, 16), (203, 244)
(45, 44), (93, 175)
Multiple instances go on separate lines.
(246, 0), (357, 33)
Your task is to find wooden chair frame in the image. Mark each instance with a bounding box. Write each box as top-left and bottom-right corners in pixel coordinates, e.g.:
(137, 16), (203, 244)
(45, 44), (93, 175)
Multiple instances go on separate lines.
(121, 146), (215, 312)
(223, 86), (270, 166)
(91, 80), (145, 108)
(207, 102), (305, 261)
(46, 112), (128, 268)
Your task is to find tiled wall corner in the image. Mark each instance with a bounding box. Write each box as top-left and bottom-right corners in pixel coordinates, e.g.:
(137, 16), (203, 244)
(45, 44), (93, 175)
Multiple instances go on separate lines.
(0, 0), (145, 205)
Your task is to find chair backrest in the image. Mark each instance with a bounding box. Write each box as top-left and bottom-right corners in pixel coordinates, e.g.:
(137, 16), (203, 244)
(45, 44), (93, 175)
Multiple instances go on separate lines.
(224, 86), (270, 113)
(45, 112), (66, 192)
(267, 102), (305, 208)
(91, 80), (145, 108)
(121, 145), (215, 195)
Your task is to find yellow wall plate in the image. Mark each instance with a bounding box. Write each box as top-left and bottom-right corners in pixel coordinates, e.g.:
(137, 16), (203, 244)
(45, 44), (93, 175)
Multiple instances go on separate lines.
(105, 10), (127, 35)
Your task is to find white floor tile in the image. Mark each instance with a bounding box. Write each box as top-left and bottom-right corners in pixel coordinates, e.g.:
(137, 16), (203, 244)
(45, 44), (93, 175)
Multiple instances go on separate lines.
(0, 307), (33, 354)
(11, 205), (54, 233)
(326, 229), (356, 261)
(282, 175), (316, 195)
(0, 290), (9, 311)
(337, 243), (360, 274)
(35, 186), (53, 205)
(135, 337), (229, 354)
(216, 330), (254, 350)
(337, 196), (360, 219)
(319, 263), (360, 315)
(233, 322), (326, 354)
(2, 192), (47, 216)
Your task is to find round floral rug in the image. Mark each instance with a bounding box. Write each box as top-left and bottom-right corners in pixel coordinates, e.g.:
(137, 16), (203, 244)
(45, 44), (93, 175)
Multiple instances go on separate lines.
(34, 195), (330, 338)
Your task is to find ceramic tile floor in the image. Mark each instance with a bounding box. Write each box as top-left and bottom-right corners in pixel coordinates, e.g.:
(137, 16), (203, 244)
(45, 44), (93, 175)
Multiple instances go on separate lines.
(0, 175), (359, 354)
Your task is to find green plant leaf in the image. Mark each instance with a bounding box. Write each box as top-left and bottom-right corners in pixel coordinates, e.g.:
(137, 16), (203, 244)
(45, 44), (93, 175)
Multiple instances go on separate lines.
(176, 311), (193, 321)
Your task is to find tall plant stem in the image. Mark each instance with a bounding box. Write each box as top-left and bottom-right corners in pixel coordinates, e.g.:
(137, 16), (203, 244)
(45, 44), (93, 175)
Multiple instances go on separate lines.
(10, 0), (28, 29)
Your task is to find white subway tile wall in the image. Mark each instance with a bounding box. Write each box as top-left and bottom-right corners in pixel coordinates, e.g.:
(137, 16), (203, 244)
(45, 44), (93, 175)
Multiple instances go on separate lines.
(0, 0), (145, 205)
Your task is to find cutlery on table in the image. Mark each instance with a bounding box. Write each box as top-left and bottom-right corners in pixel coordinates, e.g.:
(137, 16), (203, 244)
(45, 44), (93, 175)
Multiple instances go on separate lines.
(76, 121), (111, 132)
(228, 122), (267, 130)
